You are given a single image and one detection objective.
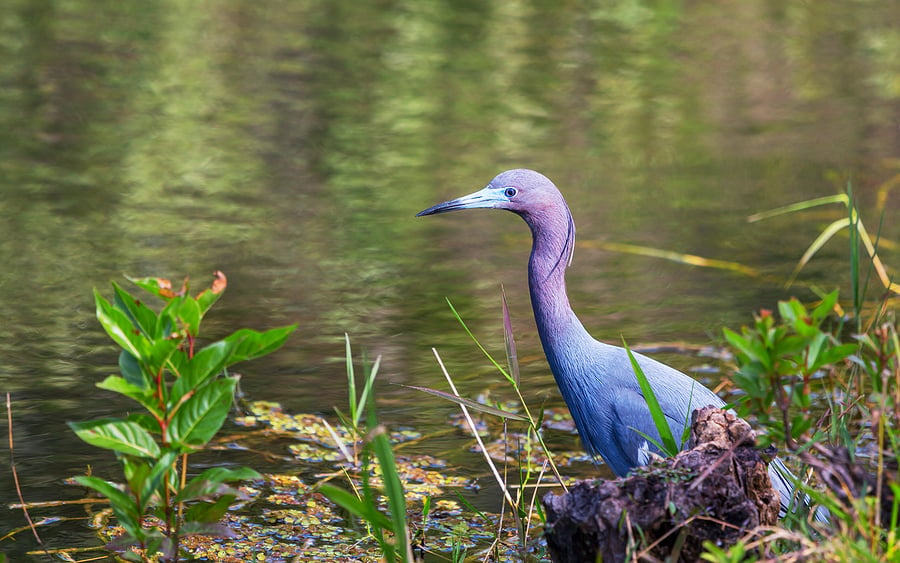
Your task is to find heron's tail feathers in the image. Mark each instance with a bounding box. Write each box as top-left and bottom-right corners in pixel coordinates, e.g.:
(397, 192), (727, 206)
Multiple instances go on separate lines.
(770, 457), (831, 524)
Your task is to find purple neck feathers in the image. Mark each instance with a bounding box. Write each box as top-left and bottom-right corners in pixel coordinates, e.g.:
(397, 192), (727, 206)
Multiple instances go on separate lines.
(523, 199), (591, 371)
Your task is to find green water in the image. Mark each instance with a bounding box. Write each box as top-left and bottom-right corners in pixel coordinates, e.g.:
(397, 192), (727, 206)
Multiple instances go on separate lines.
(1, 0), (899, 557)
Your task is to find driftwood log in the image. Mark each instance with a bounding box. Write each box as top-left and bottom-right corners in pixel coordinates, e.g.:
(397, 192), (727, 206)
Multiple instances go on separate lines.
(543, 406), (780, 563)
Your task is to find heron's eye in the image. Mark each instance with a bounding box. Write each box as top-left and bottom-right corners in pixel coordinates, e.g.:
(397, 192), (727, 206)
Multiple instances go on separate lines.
(504, 187), (518, 198)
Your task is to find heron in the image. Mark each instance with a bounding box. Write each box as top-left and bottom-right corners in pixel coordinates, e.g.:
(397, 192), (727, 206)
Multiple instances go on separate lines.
(418, 168), (807, 518)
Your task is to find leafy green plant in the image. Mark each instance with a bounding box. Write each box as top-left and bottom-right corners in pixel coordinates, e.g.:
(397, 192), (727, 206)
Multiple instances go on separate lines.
(71, 272), (295, 562)
(723, 290), (856, 449)
(329, 334), (381, 465)
(704, 176), (900, 560)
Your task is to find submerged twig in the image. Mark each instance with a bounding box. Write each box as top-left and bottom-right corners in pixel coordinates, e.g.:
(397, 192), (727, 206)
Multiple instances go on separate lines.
(431, 349), (519, 514)
(6, 392), (49, 556)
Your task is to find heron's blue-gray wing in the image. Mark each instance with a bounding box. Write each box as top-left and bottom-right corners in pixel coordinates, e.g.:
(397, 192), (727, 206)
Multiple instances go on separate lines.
(597, 387), (691, 474)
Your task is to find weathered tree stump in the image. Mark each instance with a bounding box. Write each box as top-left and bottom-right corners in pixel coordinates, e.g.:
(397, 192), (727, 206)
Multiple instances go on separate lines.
(542, 406), (780, 563)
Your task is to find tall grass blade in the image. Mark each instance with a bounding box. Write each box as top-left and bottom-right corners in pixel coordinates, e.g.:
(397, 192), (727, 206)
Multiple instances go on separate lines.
(355, 355), (381, 429)
(747, 194), (848, 222)
(860, 210), (887, 325)
(345, 334), (357, 426)
(500, 287), (521, 386)
(446, 299), (513, 383)
(402, 384), (528, 421)
(371, 426), (412, 562)
(856, 219), (899, 295)
(581, 241), (761, 278)
(365, 390), (412, 562)
(318, 483), (394, 531)
(785, 218), (850, 289)
(848, 181), (861, 322)
(750, 191), (899, 295)
(623, 338), (679, 457)
(680, 382), (695, 448)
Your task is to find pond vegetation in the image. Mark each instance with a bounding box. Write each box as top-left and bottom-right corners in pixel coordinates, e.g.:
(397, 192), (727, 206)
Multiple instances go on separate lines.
(5, 180), (900, 561)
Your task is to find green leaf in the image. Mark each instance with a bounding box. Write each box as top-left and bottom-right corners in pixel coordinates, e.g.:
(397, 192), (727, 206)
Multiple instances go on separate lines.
(319, 484), (394, 531)
(166, 377), (237, 450)
(148, 338), (182, 377)
(177, 467), (261, 502)
(96, 375), (157, 413)
(225, 326), (297, 363)
(179, 521), (236, 538)
(811, 290), (839, 323)
(371, 427), (409, 554)
(500, 287), (520, 386)
(785, 217), (851, 289)
(355, 356), (380, 429)
(118, 350), (147, 389)
(777, 299), (805, 326)
(805, 332), (828, 372)
(69, 418), (160, 458)
(74, 475), (141, 536)
(195, 272), (226, 315)
(446, 299), (514, 384)
(156, 295), (188, 339)
(155, 308), (177, 340)
(722, 328), (749, 356)
(112, 282), (158, 338)
(121, 457), (150, 500)
(747, 193), (848, 223)
(627, 428), (670, 461)
(140, 451), (178, 508)
(178, 340), (238, 392)
(818, 343), (856, 367)
(126, 275), (181, 301)
(141, 530), (175, 560)
(772, 335), (810, 360)
(624, 338), (679, 457)
(345, 334), (357, 425)
(723, 328), (770, 370)
(95, 289), (148, 359)
(127, 413), (161, 434)
(176, 297), (202, 337)
(184, 495), (235, 523)
(196, 289), (224, 315)
(680, 382), (696, 447)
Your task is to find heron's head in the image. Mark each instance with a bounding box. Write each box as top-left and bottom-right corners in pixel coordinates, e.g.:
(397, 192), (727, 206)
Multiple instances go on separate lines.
(416, 169), (561, 218)
(417, 168), (576, 273)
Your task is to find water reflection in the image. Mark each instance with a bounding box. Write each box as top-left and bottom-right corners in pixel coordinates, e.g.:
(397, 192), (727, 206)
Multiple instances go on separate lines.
(0, 0), (898, 558)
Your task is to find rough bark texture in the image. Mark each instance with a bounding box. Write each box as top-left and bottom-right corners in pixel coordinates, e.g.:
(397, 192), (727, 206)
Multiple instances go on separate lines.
(543, 407), (780, 563)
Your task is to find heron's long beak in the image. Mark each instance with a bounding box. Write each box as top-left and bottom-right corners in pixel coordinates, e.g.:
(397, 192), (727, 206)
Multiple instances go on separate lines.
(416, 186), (499, 216)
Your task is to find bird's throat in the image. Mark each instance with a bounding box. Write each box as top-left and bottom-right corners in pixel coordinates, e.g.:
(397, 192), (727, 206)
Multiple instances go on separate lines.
(527, 225), (591, 361)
